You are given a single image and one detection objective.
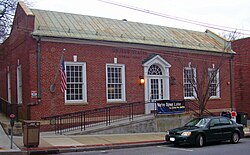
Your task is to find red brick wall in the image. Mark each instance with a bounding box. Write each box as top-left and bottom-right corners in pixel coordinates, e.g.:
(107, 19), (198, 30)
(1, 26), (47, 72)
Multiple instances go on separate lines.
(26, 40), (232, 120)
(0, 45), (7, 99)
(1, 37), (233, 120)
(166, 51), (231, 111)
(232, 38), (250, 119)
(29, 42), (149, 119)
(0, 3), (36, 119)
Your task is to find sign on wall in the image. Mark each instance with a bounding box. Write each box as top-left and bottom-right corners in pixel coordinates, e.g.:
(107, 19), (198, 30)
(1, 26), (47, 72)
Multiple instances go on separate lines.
(31, 90), (37, 98)
(156, 100), (185, 114)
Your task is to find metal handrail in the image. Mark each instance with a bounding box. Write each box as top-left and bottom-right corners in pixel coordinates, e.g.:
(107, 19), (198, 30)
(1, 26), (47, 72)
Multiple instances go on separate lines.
(0, 97), (20, 120)
(42, 101), (146, 134)
(42, 100), (214, 134)
(185, 100), (215, 116)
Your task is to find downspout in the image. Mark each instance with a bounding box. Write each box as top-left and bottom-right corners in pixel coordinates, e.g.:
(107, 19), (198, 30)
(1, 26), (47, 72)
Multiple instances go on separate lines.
(37, 37), (41, 103)
(230, 54), (234, 111)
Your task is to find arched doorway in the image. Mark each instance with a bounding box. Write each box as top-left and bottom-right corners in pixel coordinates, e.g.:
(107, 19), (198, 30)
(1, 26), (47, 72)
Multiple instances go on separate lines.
(142, 55), (171, 113)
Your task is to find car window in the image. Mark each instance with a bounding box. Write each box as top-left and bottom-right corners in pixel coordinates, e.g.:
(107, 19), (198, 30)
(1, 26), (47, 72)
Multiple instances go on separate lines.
(210, 118), (220, 127)
(185, 118), (210, 127)
(230, 119), (236, 124)
(220, 117), (232, 125)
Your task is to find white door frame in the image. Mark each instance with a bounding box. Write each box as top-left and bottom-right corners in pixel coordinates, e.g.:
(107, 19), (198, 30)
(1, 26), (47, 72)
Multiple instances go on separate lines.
(142, 55), (171, 114)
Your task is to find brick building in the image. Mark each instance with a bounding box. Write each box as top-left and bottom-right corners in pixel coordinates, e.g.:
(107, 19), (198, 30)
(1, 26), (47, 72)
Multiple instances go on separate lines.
(232, 38), (250, 119)
(0, 2), (234, 120)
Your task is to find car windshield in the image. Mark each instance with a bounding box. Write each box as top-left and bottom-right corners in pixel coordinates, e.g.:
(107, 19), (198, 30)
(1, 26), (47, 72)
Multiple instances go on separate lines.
(185, 118), (210, 127)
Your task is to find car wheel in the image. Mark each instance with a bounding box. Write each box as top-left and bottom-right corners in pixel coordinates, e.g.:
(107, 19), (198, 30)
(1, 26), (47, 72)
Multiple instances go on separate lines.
(230, 132), (240, 144)
(196, 134), (204, 147)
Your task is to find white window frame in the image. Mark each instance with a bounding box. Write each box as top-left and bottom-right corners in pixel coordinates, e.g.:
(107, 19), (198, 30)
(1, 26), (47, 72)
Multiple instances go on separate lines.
(64, 62), (87, 104)
(106, 64), (126, 102)
(17, 65), (22, 104)
(183, 67), (196, 99)
(208, 68), (220, 99)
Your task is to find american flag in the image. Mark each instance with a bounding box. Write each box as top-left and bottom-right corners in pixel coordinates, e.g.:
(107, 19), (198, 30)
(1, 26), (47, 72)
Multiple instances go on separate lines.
(60, 56), (67, 93)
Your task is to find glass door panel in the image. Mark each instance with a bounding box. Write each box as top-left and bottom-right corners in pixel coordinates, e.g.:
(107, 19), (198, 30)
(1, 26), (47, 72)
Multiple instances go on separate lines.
(150, 78), (163, 100)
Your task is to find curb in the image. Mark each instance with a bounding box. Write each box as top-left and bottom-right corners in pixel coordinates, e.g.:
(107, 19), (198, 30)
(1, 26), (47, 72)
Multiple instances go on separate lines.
(25, 140), (167, 154)
(0, 151), (27, 155)
(244, 133), (250, 138)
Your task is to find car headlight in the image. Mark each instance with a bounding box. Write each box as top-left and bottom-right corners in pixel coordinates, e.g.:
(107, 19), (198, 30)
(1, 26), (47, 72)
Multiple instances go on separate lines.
(181, 132), (192, 136)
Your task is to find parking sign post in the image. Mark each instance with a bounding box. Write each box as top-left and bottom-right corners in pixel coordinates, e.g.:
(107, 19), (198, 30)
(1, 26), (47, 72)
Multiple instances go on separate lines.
(9, 114), (15, 149)
(231, 111), (237, 122)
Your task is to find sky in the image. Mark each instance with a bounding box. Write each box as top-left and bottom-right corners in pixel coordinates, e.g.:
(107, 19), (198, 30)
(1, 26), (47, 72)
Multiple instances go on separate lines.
(27, 0), (250, 39)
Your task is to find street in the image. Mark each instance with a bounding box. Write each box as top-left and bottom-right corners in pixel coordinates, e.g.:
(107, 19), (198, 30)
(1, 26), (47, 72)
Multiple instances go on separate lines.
(56, 138), (250, 155)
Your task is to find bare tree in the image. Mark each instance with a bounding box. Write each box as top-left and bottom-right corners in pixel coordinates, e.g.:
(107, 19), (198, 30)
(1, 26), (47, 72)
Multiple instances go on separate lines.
(220, 31), (242, 41)
(174, 32), (237, 116)
(182, 58), (227, 116)
(0, 0), (32, 43)
(0, 0), (18, 42)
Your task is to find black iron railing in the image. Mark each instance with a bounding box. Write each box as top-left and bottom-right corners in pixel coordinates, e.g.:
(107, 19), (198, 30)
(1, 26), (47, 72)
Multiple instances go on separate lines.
(42, 101), (146, 134)
(0, 97), (20, 120)
(185, 100), (215, 116)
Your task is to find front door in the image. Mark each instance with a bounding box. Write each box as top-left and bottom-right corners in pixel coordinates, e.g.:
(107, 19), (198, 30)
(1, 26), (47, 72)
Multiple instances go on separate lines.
(149, 78), (164, 100)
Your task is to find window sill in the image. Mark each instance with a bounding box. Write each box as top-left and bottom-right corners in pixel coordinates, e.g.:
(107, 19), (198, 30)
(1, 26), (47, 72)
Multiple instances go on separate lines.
(209, 97), (221, 100)
(65, 102), (88, 106)
(184, 97), (196, 100)
(107, 101), (127, 104)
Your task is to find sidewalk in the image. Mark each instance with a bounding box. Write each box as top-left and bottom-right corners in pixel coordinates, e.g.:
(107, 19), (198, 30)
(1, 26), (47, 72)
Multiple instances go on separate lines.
(244, 127), (250, 137)
(14, 132), (166, 154)
(0, 123), (24, 155)
(0, 123), (168, 155)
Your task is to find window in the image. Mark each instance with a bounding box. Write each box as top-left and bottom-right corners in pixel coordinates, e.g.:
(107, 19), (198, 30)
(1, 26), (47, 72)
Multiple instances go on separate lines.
(148, 64), (162, 75)
(17, 65), (22, 104)
(185, 118), (210, 127)
(65, 62), (87, 103)
(183, 67), (196, 99)
(208, 68), (220, 98)
(210, 118), (220, 127)
(220, 117), (232, 125)
(148, 64), (164, 100)
(106, 64), (126, 102)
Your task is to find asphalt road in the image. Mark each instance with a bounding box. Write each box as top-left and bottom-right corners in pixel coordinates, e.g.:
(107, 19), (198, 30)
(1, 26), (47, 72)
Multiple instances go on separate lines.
(57, 138), (250, 155)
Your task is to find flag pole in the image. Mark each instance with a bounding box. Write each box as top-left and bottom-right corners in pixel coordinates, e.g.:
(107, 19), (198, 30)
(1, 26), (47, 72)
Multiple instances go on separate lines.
(50, 49), (66, 93)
